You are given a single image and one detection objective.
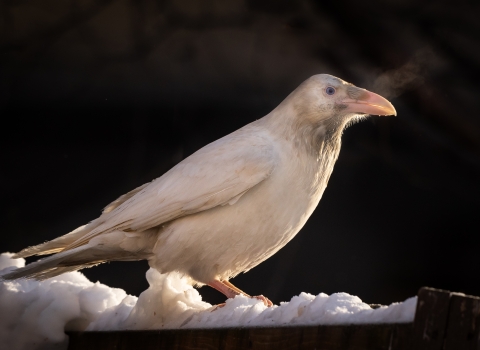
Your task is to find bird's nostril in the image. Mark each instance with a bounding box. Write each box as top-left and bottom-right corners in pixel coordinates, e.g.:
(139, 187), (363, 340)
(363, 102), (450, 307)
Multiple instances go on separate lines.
(347, 86), (369, 100)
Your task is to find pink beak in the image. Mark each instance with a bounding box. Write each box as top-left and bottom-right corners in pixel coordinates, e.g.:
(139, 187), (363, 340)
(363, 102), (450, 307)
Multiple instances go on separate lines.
(342, 90), (396, 116)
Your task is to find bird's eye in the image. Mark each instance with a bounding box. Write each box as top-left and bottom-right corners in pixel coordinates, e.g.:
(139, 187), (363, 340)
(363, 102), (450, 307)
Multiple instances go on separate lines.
(325, 87), (336, 95)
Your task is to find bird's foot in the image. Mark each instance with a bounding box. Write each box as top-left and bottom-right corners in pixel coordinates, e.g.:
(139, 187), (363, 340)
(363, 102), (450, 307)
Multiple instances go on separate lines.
(207, 279), (273, 307)
(210, 303), (226, 312)
(252, 295), (273, 307)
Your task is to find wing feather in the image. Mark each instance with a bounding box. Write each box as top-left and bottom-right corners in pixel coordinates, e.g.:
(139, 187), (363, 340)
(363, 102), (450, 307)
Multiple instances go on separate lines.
(65, 128), (276, 250)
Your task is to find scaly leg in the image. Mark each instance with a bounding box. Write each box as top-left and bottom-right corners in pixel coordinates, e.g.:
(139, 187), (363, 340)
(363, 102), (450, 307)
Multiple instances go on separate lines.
(208, 279), (273, 307)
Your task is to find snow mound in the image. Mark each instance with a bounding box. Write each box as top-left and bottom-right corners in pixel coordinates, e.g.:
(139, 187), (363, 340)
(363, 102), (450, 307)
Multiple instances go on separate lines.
(0, 253), (416, 350)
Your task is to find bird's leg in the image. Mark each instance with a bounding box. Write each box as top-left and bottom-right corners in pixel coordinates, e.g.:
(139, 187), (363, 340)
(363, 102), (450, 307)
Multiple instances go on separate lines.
(221, 280), (250, 296)
(222, 280), (273, 307)
(208, 279), (242, 299)
(206, 280), (236, 311)
(207, 279), (273, 307)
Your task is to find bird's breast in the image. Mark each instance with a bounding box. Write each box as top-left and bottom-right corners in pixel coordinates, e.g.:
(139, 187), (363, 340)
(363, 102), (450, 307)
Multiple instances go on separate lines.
(150, 136), (339, 283)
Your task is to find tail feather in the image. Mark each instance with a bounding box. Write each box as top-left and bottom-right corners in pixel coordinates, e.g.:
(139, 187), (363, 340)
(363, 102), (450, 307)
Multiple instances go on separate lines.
(9, 264), (102, 281)
(4, 229), (157, 281)
(2, 245), (99, 280)
(2, 244), (144, 281)
(13, 224), (92, 259)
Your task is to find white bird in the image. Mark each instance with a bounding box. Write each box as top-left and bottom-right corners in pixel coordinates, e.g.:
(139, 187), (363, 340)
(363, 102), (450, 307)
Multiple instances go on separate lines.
(2, 74), (396, 306)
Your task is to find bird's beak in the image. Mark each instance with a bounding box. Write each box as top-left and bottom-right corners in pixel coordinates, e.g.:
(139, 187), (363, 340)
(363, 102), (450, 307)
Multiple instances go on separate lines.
(341, 90), (396, 116)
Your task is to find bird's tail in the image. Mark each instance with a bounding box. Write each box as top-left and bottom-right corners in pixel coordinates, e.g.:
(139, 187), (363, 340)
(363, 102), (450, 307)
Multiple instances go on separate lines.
(12, 224), (93, 259)
(2, 230), (157, 281)
(1, 243), (145, 281)
(1, 245), (104, 280)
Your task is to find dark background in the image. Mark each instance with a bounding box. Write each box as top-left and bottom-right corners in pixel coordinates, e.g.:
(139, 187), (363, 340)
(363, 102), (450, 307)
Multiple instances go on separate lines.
(1, 0), (479, 306)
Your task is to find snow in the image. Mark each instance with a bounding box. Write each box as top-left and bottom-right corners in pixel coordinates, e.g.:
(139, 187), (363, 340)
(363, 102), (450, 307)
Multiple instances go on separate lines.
(0, 253), (417, 350)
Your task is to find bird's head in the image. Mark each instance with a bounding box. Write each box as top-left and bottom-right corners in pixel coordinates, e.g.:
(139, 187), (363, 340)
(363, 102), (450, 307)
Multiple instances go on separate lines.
(286, 74), (396, 131)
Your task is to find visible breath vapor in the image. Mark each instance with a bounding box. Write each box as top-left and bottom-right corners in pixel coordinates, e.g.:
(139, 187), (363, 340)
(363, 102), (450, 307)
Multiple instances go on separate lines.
(371, 48), (441, 99)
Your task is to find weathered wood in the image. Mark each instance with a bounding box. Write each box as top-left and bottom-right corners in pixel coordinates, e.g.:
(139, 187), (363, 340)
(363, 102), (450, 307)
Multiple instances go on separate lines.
(68, 324), (413, 350)
(443, 293), (480, 350)
(412, 287), (452, 350)
(390, 323), (414, 350)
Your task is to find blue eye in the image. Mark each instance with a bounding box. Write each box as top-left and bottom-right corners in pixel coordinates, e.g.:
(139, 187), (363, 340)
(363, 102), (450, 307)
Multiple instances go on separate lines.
(326, 87), (336, 95)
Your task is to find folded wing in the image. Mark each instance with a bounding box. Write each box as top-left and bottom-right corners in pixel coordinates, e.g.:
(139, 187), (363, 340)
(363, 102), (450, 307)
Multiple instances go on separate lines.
(65, 129), (277, 250)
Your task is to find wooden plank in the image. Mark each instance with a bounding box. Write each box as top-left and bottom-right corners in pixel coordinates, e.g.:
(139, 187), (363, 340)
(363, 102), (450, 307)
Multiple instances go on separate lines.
(390, 323), (413, 350)
(312, 324), (411, 350)
(443, 293), (480, 350)
(412, 287), (452, 350)
(68, 324), (413, 350)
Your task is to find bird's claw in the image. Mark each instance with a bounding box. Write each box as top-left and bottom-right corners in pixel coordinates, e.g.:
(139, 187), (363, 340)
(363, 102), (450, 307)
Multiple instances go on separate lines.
(253, 295), (273, 307)
(211, 303), (226, 312)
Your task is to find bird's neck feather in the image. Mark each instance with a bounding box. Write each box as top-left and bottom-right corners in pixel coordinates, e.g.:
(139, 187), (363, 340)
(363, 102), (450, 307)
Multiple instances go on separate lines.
(262, 104), (347, 160)
(261, 107), (347, 200)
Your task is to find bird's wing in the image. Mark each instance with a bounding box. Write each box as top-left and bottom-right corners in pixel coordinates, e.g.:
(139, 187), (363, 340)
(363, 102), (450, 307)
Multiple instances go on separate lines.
(65, 129), (276, 250)
(102, 182), (150, 214)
